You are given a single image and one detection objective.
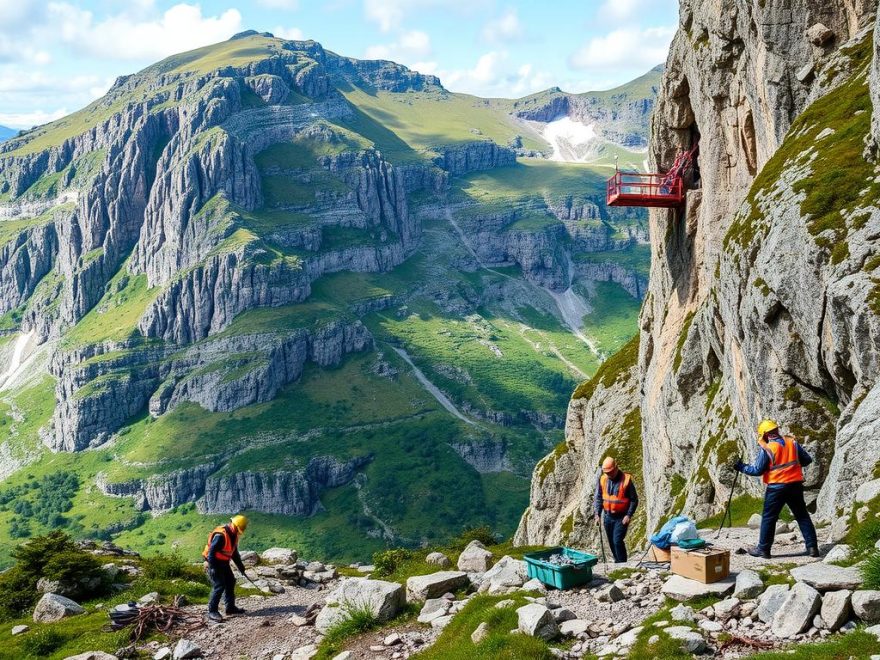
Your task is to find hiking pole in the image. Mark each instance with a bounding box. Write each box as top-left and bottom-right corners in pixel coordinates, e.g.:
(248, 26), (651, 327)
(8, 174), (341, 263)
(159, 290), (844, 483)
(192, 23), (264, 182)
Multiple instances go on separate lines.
(715, 458), (742, 539)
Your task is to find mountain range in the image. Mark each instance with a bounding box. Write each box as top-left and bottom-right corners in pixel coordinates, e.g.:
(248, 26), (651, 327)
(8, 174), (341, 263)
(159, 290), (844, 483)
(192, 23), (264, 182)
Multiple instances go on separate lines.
(0, 32), (659, 563)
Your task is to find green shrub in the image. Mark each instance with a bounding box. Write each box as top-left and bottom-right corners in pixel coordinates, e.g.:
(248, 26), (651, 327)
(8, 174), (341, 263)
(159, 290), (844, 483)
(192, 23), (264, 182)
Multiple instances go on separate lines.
(453, 525), (497, 549)
(861, 552), (880, 589)
(20, 628), (69, 657)
(141, 551), (190, 580)
(372, 548), (413, 577)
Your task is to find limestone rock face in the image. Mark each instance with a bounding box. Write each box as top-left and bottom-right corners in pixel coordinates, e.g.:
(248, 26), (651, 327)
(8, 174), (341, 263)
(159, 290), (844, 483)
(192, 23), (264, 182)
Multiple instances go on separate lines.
(518, 0), (880, 546)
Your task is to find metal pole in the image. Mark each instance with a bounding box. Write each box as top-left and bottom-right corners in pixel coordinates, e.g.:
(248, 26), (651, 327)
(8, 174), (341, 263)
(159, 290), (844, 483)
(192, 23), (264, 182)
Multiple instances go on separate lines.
(715, 459), (742, 539)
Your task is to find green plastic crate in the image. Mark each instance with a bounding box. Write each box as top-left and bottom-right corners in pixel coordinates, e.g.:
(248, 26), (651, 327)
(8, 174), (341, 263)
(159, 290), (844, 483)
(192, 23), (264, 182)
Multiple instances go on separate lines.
(523, 547), (598, 590)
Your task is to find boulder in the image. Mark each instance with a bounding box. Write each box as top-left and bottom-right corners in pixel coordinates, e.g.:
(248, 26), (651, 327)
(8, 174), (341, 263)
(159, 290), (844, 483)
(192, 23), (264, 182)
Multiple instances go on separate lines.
(11, 625), (28, 635)
(714, 597), (741, 621)
(757, 585), (791, 623)
(790, 563), (863, 591)
(661, 574), (735, 601)
(796, 63), (815, 83)
(806, 23), (834, 46)
(407, 571), (469, 602)
(595, 584), (624, 603)
(477, 556), (527, 593)
(866, 624), (880, 640)
(516, 603), (559, 640)
(734, 569), (764, 599)
(33, 593), (85, 623)
(172, 639), (202, 660)
(856, 479), (880, 504)
(852, 590), (880, 623)
(521, 578), (546, 592)
(426, 552), (451, 568)
(670, 603), (695, 622)
(261, 548), (297, 565)
(559, 619), (589, 637)
(747, 513), (762, 529)
(665, 626), (707, 653)
(457, 540), (494, 573)
(820, 590), (851, 631)
(823, 545), (852, 564)
(315, 579), (405, 632)
(63, 654), (118, 660)
(239, 551), (259, 567)
(417, 598), (451, 624)
(772, 582), (821, 638)
(552, 607), (577, 623)
(471, 621), (489, 643)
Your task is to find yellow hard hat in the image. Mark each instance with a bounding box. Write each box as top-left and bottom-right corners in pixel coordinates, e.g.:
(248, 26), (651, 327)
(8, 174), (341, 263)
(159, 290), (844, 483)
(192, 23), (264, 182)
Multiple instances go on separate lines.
(602, 457), (617, 473)
(231, 514), (249, 532)
(757, 419), (779, 439)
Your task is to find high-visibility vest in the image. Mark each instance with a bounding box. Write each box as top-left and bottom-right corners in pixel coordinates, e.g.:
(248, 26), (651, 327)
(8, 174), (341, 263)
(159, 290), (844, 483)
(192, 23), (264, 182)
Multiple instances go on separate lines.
(758, 435), (804, 485)
(600, 472), (632, 514)
(202, 524), (238, 562)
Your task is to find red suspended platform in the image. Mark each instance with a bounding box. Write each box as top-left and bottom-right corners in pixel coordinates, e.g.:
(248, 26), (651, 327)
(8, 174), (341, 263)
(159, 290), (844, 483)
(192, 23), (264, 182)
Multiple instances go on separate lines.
(606, 143), (698, 208)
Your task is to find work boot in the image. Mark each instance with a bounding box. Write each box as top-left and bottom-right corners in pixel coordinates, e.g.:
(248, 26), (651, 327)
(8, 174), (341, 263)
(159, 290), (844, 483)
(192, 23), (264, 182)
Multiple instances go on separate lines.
(207, 611), (223, 622)
(806, 546), (820, 558)
(747, 546), (771, 559)
(226, 606), (246, 615)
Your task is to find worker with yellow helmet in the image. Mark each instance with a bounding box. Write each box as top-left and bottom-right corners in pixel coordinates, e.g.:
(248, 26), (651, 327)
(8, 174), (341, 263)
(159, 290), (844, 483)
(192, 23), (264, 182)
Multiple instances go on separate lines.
(734, 420), (819, 559)
(202, 514), (251, 622)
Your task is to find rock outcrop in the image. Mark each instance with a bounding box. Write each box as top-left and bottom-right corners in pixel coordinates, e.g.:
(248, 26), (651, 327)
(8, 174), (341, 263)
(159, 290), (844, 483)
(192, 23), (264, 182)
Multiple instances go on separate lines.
(519, 0), (880, 545)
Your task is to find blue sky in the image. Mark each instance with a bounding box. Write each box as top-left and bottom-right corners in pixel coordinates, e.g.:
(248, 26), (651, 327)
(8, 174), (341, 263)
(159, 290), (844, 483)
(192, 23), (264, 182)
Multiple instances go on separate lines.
(0, 0), (678, 129)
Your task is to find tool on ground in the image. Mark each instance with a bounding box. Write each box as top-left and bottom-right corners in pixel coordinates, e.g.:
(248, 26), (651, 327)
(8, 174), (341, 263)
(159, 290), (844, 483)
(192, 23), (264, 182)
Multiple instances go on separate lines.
(715, 457), (742, 539)
(242, 572), (259, 589)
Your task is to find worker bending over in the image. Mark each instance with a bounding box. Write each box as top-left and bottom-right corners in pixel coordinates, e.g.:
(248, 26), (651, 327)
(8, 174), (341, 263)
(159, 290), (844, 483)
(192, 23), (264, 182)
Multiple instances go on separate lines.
(734, 420), (819, 559)
(594, 457), (639, 562)
(202, 514), (251, 622)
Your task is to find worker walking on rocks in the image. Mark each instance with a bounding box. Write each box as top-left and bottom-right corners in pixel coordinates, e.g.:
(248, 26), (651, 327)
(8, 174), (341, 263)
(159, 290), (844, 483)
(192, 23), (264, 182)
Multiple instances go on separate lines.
(594, 456), (638, 562)
(203, 514), (251, 622)
(734, 420), (819, 559)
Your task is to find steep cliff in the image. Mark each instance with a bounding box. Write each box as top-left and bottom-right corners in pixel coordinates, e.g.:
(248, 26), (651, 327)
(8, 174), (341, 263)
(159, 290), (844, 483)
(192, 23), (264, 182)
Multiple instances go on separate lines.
(519, 0), (880, 546)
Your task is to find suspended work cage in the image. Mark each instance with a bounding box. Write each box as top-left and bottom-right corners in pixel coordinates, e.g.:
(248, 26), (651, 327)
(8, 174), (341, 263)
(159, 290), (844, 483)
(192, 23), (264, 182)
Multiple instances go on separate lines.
(606, 143), (699, 208)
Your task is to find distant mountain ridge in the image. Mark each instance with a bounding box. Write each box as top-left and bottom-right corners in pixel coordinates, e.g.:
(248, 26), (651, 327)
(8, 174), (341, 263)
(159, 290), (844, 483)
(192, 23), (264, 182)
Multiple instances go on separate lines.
(0, 126), (15, 143)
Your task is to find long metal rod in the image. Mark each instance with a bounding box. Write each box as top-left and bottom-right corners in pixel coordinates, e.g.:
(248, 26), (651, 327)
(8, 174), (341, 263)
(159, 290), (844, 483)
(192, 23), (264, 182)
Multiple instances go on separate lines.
(715, 459), (742, 539)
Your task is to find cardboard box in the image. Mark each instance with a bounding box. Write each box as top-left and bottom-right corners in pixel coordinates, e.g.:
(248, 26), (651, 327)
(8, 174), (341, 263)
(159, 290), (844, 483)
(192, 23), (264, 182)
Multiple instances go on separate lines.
(648, 545), (671, 562)
(671, 547), (730, 583)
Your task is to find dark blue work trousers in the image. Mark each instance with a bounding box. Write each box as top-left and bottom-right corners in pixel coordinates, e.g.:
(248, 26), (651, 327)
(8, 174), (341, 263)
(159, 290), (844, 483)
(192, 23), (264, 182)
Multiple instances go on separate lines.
(602, 512), (629, 563)
(757, 482), (818, 553)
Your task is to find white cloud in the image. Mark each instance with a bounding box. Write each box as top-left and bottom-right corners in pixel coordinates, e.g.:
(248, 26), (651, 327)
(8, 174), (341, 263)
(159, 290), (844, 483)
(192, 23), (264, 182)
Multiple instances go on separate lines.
(434, 51), (556, 98)
(363, 0), (488, 32)
(597, 0), (649, 23)
(481, 8), (524, 43)
(44, 3), (244, 61)
(272, 25), (305, 40)
(257, 0), (300, 9)
(365, 30), (431, 62)
(0, 109), (69, 130)
(569, 26), (674, 70)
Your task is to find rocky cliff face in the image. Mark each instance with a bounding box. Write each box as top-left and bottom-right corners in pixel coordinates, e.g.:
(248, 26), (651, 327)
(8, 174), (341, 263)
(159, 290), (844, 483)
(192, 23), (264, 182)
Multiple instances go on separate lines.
(519, 0), (880, 545)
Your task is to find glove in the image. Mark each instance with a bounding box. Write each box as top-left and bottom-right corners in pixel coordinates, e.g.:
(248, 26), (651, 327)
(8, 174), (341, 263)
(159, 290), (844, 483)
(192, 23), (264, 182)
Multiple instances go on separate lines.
(733, 460), (745, 473)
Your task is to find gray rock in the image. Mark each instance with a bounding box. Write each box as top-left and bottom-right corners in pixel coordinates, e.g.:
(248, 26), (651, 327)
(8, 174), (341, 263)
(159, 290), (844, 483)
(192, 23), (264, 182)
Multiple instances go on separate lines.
(430, 614), (454, 630)
(661, 574), (735, 601)
(64, 653), (118, 660)
(670, 603), (695, 622)
(852, 590), (880, 623)
(261, 548), (297, 565)
(471, 621), (489, 643)
(714, 597), (741, 620)
(33, 593), (85, 623)
(426, 552), (451, 568)
(747, 513), (762, 529)
(457, 540), (493, 573)
(823, 545), (852, 564)
(595, 584), (624, 603)
(417, 598), (451, 624)
(172, 639), (202, 660)
(516, 603), (559, 640)
(791, 563), (863, 591)
(757, 585), (791, 624)
(153, 648), (172, 660)
(137, 592), (159, 606)
(699, 619), (723, 633)
(772, 582), (821, 638)
(407, 571), (469, 602)
(315, 579), (405, 632)
(559, 619), (589, 637)
(521, 578), (546, 592)
(478, 556), (527, 594)
(857, 480), (880, 504)
(735, 569), (764, 599)
(866, 624), (880, 640)
(820, 590), (852, 631)
(665, 626), (707, 653)
(552, 608), (577, 623)
(11, 625), (28, 635)
(806, 23), (835, 46)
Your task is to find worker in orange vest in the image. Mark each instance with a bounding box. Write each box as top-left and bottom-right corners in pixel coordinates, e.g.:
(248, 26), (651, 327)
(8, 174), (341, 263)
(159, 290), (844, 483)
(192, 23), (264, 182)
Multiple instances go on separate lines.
(202, 514), (251, 622)
(734, 420), (819, 559)
(593, 457), (639, 562)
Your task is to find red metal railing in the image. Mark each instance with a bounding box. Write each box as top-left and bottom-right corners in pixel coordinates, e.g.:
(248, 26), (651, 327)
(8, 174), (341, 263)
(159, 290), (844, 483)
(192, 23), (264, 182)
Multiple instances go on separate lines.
(606, 172), (684, 208)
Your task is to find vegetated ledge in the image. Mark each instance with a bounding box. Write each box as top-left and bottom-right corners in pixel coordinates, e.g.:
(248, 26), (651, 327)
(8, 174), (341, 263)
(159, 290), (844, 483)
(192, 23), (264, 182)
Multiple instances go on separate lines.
(571, 333), (639, 402)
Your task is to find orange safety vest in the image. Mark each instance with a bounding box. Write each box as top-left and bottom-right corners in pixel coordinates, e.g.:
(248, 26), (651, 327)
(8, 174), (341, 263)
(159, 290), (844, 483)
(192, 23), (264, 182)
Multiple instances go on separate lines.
(600, 472), (632, 514)
(202, 524), (238, 562)
(758, 435), (804, 485)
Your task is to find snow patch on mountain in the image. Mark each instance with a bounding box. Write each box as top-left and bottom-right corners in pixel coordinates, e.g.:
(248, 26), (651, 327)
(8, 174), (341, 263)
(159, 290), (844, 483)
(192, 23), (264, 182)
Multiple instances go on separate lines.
(542, 116), (597, 163)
